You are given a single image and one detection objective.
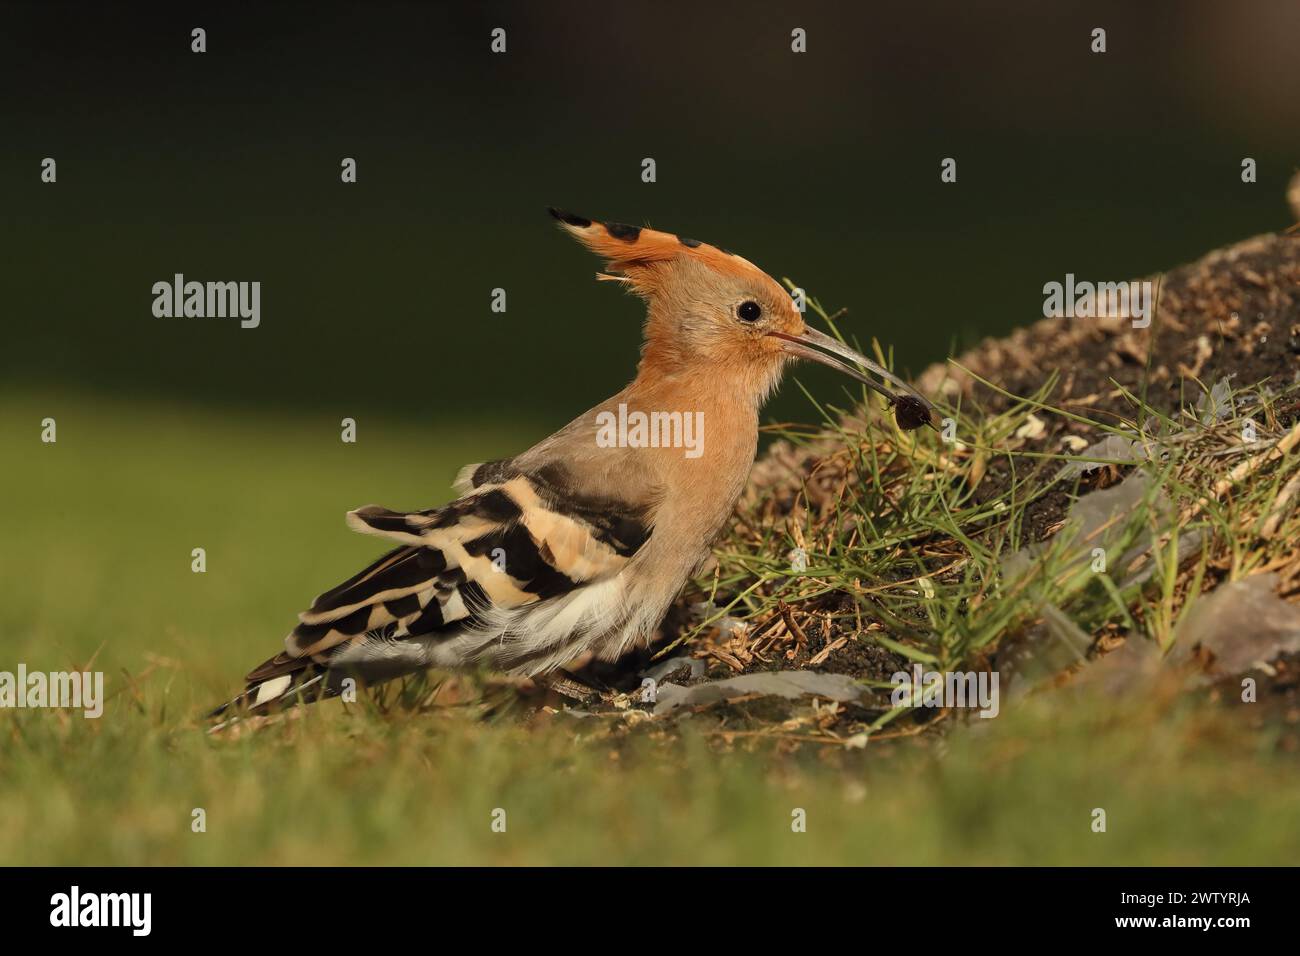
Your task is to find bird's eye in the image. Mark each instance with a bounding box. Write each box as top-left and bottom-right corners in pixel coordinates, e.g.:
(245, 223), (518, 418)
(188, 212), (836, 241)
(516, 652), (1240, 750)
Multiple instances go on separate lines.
(737, 301), (762, 322)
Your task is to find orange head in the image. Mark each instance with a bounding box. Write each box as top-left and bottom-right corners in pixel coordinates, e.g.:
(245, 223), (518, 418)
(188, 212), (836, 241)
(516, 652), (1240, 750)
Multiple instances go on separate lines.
(549, 208), (934, 427)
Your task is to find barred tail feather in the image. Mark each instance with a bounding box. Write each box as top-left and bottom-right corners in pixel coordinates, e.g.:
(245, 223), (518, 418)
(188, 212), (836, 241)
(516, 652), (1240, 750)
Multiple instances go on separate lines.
(206, 659), (333, 725)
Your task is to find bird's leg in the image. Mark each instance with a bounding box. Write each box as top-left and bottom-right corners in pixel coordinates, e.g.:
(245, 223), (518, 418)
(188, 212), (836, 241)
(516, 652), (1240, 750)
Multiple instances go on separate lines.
(534, 670), (608, 704)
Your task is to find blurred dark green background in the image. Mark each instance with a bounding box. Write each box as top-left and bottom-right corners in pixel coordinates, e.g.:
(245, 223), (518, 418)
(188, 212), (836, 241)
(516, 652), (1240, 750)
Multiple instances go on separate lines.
(3, 0), (1296, 431)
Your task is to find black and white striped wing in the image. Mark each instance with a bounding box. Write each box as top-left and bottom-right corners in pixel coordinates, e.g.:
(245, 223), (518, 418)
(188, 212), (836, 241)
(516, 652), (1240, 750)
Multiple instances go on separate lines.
(216, 470), (651, 716)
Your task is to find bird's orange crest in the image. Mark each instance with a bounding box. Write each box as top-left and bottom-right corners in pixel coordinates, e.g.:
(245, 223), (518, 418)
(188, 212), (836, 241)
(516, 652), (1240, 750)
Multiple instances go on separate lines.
(547, 207), (785, 299)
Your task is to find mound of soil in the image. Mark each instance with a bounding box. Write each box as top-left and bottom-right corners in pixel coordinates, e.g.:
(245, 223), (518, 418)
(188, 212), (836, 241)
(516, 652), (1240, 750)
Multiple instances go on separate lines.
(561, 225), (1298, 742)
(924, 230), (1299, 534)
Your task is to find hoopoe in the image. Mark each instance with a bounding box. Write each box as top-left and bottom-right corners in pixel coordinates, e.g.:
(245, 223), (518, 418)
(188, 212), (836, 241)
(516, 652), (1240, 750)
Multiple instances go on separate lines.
(210, 209), (934, 721)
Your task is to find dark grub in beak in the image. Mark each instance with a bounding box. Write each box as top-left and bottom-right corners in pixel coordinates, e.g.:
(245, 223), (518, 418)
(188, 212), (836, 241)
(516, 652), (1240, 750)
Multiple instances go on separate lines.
(769, 327), (937, 431)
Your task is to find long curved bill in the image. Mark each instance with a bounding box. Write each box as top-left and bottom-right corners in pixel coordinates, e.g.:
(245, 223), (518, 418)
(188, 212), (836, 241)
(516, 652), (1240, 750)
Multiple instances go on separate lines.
(769, 326), (937, 429)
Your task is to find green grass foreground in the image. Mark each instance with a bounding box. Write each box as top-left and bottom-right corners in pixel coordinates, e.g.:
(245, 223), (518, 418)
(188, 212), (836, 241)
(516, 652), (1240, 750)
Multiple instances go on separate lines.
(2, 391), (1298, 865)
